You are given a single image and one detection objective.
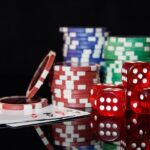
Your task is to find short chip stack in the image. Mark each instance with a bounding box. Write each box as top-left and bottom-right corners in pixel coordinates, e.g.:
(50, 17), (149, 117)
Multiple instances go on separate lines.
(102, 36), (150, 84)
(59, 27), (109, 64)
(49, 62), (100, 108)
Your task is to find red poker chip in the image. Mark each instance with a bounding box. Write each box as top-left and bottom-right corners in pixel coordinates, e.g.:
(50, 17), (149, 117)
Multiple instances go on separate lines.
(0, 96), (48, 110)
(52, 96), (91, 105)
(52, 100), (91, 108)
(51, 73), (99, 81)
(52, 92), (90, 99)
(26, 50), (56, 98)
(54, 62), (100, 72)
(51, 83), (93, 90)
(51, 88), (91, 95)
(50, 72), (99, 80)
(51, 78), (100, 86)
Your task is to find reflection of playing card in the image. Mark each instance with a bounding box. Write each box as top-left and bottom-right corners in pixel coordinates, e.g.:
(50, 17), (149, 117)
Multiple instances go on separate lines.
(0, 105), (90, 127)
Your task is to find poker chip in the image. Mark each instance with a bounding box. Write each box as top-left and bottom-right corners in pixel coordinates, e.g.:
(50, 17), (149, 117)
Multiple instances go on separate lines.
(51, 89), (91, 95)
(53, 92), (91, 99)
(59, 27), (107, 33)
(50, 62), (100, 108)
(60, 27), (109, 63)
(54, 62), (99, 72)
(52, 97), (92, 108)
(0, 96), (48, 110)
(26, 50), (56, 98)
(102, 36), (150, 84)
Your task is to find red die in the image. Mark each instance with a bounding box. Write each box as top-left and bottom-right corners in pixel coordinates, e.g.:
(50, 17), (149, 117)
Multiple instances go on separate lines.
(89, 83), (123, 110)
(122, 61), (150, 88)
(97, 115), (125, 142)
(130, 88), (150, 114)
(97, 88), (126, 116)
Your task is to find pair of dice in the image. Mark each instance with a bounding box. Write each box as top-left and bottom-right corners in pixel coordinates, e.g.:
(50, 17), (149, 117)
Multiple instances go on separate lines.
(89, 61), (150, 116)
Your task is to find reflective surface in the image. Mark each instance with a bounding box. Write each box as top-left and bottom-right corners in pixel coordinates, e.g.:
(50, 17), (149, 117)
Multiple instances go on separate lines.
(45, 108), (150, 150)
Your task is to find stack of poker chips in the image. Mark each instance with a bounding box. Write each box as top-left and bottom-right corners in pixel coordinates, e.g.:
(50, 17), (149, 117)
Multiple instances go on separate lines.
(49, 62), (100, 108)
(59, 27), (109, 64)
(102, 36), (150, 84)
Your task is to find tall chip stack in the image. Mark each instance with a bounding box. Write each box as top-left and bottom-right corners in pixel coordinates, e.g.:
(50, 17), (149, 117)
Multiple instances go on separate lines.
(49, 62), (100, 108)
(102, 36), (150, 84)
(59, 27), (109, 64)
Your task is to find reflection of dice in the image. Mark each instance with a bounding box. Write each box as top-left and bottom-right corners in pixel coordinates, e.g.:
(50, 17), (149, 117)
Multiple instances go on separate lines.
(121, 112), (150, 150)
(121, 139), (149, 150)
(97, 115), (125, 142)
(89, 110), (99, 136)
(127, 113), (148, 139)
(122, 61), (150, 88)
(97, 88), (126, 116)
(130, 88), (150, 114)
(89, 83), (123, 110)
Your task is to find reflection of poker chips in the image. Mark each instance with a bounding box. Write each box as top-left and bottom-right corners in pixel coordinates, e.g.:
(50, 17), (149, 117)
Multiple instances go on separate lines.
(60, 27), (109, 63)
(54, 140), (97, 147)
(50, 62), (100, 108)
(51, 112), (96, 147)
(0, 96), (48, 110)
(26, 50), (56, 98)
(103, 36), (150, 84)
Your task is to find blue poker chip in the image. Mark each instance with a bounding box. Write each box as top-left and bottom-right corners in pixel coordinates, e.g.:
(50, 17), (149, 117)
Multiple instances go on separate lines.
(78, 145), (95, 150)
(67, 50), (101, 55)
(64, 57), (101, 63)
(66, 52), (101, 58)
(65, 40), (106, 46)
(64, 44), (103, 50)
(63, 32), (109, 38)
(63, 36), (106, 42)
(59, 27), (107, 33)
(65, 41), (105, 46)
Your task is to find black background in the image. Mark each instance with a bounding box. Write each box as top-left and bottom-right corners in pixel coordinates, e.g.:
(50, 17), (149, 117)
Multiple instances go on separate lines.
(0, 0), (150, 149)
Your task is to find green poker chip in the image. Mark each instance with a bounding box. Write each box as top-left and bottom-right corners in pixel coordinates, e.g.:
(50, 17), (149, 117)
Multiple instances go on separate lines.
(108, 36), (150, 43)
